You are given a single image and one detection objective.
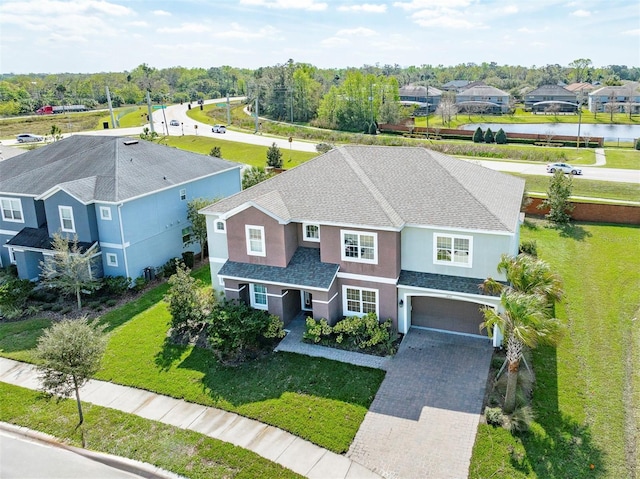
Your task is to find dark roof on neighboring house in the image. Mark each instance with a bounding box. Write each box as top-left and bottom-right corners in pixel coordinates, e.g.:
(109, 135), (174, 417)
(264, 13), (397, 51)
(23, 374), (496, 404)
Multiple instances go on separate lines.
(219, 247), (339, 290)
(0, 135), (240, 203)
(526, 84), (576, 97)
(398, 270), (501, 297)
(457, 84), (510, 97)
(442, 80), (470, 89)
(399, 84), (443, 97)
(5, 226), (95, 253)
(203, 145), (525, 234)
(0, 145), (26, 162)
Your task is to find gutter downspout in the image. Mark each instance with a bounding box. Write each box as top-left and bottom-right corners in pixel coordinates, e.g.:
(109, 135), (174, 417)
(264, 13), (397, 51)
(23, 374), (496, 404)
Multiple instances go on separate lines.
(117, 203), (130, 279)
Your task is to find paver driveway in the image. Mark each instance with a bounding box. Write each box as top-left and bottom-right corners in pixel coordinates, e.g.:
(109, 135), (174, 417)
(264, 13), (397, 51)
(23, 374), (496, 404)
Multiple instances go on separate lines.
(348, 328), (493, 479)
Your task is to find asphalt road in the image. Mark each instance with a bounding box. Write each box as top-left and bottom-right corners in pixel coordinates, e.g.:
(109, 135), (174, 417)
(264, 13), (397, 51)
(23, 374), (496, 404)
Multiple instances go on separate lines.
(2, 99), (639, 184)
(0, 429), (143, 479)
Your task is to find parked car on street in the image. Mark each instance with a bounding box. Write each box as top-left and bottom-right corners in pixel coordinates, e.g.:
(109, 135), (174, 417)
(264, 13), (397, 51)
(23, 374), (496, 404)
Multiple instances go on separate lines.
(16, 134), (44, 143)
(169, 120), (180, 126)
(546, 162), (582, 175)
(212, 124), (226, 133)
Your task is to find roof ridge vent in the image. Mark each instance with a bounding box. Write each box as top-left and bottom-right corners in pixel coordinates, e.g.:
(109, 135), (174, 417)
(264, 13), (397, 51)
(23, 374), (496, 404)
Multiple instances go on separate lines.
(123, 140), (138, 146)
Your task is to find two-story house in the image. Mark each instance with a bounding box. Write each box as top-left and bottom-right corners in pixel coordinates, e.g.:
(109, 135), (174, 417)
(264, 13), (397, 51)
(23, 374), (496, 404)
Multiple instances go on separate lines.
(588, 83), (640, 114)
(0, 135), (241, 280)
(399, 84), (443, 114)
(456, 84), (511, 114)
(524, 84), (578, 112)
(201, 146), (524, 342)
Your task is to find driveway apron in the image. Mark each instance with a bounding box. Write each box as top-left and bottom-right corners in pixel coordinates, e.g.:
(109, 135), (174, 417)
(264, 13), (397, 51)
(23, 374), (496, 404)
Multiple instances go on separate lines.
(347, 328), (493, 479)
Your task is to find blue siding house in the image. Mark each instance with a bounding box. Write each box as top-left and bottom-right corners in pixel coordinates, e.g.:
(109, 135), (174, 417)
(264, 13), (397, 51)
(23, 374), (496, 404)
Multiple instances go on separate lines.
(0, 135), (241, 280)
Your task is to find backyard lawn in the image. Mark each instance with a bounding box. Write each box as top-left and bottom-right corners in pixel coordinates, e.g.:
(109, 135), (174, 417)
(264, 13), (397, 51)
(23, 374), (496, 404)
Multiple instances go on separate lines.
(469, 221), (640, 479)
(0, 266), (385, 454)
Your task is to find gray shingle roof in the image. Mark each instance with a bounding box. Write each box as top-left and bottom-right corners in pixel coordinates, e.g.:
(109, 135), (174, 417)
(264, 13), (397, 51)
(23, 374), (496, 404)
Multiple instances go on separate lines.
(0, 136), (240, 203)
(204, 146), (524, 233)
(457, 84), (509, 97)
(526, 84), (576, 96)
(398, 270), (501, 297)
(399, 85), (443, 96)
(6, 226), (95, 253)
(219, 247), (338, 290)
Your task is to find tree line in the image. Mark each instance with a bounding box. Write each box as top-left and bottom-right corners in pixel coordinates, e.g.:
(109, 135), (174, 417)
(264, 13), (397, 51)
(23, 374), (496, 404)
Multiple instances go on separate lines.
(1, 58), (637, 126)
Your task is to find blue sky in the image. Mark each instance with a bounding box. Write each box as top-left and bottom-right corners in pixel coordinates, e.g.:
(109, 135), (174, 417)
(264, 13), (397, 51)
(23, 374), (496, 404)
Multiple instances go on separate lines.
(1, 0), (638, 74)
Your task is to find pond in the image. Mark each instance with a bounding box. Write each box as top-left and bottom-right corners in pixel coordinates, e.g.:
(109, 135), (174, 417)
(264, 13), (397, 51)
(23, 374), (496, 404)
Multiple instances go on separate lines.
(458, 122), (640, 141)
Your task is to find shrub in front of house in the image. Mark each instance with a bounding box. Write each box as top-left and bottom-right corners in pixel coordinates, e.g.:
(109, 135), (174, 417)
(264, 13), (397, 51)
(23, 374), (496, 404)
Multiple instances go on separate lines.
(207, 300), (285, 363)
(102, 276), (131, 297)
(0, 277), (37, 319)
(303, 313), (398, 356)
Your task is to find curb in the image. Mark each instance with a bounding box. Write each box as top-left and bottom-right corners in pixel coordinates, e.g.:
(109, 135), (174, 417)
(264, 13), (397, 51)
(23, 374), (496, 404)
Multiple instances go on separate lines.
(0, 421), (184, 479)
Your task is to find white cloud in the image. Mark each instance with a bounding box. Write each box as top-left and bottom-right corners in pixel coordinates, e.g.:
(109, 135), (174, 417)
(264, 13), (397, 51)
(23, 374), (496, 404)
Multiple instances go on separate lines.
(571, 9), (591, 17)
(212, 23), (281, 40)
(371, 34), (416, 51)
(335, 27), (376, 37)
(338, 3), (387, 13)
(157, 22), (212, 34)
(411, 8), (480, 29)
(239, 0), (327, 11)
(503, 5), (518, 14)
(0, 0), (133, 17)
(129, 20), (148, 27)
(621, 28), (640, 36)
(153, 10), (171, 16)
(393, 0), (471, 11)
(320, 36), (349, 47)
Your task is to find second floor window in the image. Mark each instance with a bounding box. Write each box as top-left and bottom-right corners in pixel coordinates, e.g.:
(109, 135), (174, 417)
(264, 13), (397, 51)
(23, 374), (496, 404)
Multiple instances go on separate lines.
(59, 206), (75, 233)
(303, 223), (320, 242)
(180, 188), (187, 201)
(434, 233), (472, 267)
(1, 198), (23, 223)
(99, 206), (112, 220)
(341, 230), (377, 264)
(246, 225), (265, 256)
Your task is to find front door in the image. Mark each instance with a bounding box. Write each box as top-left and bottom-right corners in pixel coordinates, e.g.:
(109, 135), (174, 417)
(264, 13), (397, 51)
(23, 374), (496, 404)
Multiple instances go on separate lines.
(301, 291), (313, 311)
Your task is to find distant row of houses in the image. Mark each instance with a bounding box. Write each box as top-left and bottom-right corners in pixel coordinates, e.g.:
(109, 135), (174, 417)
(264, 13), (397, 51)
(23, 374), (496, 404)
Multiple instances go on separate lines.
(399, 81), (640, 115)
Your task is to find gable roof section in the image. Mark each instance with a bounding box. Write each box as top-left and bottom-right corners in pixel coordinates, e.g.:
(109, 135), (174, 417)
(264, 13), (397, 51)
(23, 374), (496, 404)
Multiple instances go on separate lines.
(457, 84), (509, 97)
(0, 136), (239, 203)
(399, 84), (443, 97)
(526, 84), (576, 97)
(204, 146), (524, 234)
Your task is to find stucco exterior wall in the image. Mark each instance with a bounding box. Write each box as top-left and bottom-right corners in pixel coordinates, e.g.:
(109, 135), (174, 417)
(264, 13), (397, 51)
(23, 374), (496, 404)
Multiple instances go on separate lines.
(44, 191), (98, 242)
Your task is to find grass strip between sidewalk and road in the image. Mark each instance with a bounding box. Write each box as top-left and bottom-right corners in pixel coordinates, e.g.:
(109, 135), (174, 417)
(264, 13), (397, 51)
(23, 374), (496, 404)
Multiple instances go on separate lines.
(0, 382), (302, 479)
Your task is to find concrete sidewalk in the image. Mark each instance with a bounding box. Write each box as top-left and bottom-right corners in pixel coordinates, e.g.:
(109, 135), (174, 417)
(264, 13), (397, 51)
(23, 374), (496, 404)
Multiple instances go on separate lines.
(0, 357), (380, 479)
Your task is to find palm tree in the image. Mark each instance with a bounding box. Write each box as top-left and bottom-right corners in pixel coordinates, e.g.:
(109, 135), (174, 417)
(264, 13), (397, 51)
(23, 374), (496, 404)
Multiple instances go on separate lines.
(481, 291), (564, 413)
(483, 253), (563, 311)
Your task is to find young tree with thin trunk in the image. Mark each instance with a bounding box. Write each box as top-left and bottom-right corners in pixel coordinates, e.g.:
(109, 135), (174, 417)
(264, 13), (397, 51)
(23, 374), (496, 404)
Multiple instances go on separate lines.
(541, 169), (574, 224)
(40, 234), (100, 310)
(186, 198), (217, 262)
(36, 317), (108, 425)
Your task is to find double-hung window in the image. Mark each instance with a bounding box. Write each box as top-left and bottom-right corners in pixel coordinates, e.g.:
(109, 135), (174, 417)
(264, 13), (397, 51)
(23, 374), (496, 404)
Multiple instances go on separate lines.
(434, 233), (472, 267)
(0, 198), (23, 223)
(59, 206), (75, 233)
(106, 253), (118, 267)
(341, 230), (377, 264)
(246, 225), (266, 256)
(250, 283), (268, 310)
(303, 223), (320, 242)
(343, 286), (378, 316)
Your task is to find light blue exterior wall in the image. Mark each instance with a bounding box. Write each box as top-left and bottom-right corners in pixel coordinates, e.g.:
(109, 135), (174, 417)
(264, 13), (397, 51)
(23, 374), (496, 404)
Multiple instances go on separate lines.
(205, 214), (229, 290)
(44, 191), (98, 243)
(0, 195), (40, 267)
(119, 168), (241, 279)
(401, 226), (516, 280)
(13, 250), (43, 280)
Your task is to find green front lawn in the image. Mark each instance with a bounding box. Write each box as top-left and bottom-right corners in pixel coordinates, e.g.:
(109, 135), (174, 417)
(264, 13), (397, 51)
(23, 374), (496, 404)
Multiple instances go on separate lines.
(470, 221), (640, 479)
(603, 148), (640, 169)
(1, 383), (302, 479)
(0, 266), (384, 454)
(514, 174), (640, 203)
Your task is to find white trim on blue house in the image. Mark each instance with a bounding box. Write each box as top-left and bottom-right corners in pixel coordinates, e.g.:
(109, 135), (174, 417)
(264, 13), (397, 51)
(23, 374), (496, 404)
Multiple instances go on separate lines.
(99, 241), (130, 249)
(58, 205), (76, 233)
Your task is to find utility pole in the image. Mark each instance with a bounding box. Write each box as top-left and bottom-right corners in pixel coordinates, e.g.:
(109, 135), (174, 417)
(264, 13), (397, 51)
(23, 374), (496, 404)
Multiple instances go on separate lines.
(226, 90), (231, 125)
(425, 82), (430, 139)
(106, 86), (116, 129)
(255, 96), (259, 134)
(146, 91), (154, 133)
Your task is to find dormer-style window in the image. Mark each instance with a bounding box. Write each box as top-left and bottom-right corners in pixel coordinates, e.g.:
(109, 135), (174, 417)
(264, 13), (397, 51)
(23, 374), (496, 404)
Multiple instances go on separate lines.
(341, 230), (377, 264)
(99, 206), (112, 220)
(246, 225), (265, 257)
(0, 198), (24, 223)
(303, 223), (320, 242)
(59, 206), (76, 233)
(214, 220), (226, 233)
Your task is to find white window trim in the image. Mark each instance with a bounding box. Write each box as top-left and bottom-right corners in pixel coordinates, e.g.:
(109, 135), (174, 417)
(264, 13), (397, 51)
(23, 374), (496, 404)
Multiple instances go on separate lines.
(340, 230), (378, 264)
(58, 205), (76, 233)
(433, 233), (473, 268)
(342, 285), (379, 317)
(8, 247), (17, 265)
(303, 223), (320, 242)
(214, 219), (226, 233)
(250, 283), (268, 310)
(99, 206), (112, 221)
(245, 225), (266, 257)
(106, 253), (118, 267)
(0, 197), (24, 223)
(179, 188), (187, 201)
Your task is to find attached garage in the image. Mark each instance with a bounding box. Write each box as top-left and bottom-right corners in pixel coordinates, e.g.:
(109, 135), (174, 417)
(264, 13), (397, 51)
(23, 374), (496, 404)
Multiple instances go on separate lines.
(410, 296), (487, 337)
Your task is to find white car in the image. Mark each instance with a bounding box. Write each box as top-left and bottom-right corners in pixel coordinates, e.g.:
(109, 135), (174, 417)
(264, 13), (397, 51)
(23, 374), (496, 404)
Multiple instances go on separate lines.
(546, 162), (582, 175)
(211, 124), (226, 133)
(16, 133), (44, 143)
(169, 120), (180, 126)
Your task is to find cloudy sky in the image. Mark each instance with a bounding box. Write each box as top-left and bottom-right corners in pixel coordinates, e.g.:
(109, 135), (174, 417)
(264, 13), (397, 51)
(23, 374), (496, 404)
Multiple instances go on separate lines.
(1, 0), (638, 74)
